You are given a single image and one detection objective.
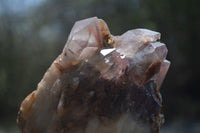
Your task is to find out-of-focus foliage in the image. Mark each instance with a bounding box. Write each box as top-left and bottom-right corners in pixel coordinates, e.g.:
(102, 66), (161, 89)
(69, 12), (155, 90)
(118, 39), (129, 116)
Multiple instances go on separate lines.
(0, 0), (200, 129)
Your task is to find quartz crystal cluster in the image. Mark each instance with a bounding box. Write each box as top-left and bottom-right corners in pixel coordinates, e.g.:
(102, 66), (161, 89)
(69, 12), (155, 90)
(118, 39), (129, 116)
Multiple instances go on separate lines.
(17, 17), (170, 133)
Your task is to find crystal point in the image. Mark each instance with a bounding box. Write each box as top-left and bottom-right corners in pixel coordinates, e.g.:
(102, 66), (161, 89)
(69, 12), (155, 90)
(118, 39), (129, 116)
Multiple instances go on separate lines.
(17, 17), (170, 133)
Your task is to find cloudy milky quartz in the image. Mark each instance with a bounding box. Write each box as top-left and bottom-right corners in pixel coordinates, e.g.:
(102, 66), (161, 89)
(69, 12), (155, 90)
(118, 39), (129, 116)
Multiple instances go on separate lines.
(17, 17), (170, 133)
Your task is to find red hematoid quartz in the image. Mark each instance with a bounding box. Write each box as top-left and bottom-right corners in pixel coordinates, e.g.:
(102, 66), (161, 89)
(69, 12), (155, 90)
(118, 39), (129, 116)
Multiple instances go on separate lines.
(17, 17), (170, 133)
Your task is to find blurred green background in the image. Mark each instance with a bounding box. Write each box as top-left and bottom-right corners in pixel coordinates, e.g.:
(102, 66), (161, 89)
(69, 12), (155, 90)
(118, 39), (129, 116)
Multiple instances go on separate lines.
(0, 0), (200, 132)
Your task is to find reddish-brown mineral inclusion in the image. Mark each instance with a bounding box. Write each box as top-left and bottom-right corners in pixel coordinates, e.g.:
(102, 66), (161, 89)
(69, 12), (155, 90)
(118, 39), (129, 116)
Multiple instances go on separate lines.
(17, 17), (170, 133)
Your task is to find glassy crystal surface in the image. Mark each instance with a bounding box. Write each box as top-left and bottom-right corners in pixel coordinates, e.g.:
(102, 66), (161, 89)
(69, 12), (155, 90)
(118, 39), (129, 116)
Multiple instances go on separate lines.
(17, 17), (170, 133)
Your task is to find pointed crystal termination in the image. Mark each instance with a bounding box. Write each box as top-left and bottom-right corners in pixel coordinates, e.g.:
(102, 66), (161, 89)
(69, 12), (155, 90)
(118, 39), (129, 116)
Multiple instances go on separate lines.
(17, 17), (170, 133)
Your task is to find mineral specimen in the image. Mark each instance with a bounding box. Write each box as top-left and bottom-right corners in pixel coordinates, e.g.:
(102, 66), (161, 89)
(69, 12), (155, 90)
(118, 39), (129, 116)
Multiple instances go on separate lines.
(17, 17), (170, 133)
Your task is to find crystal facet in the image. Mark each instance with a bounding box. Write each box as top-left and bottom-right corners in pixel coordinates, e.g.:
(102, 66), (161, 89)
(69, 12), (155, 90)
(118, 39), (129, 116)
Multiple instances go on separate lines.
(17, 17), (170, 133)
